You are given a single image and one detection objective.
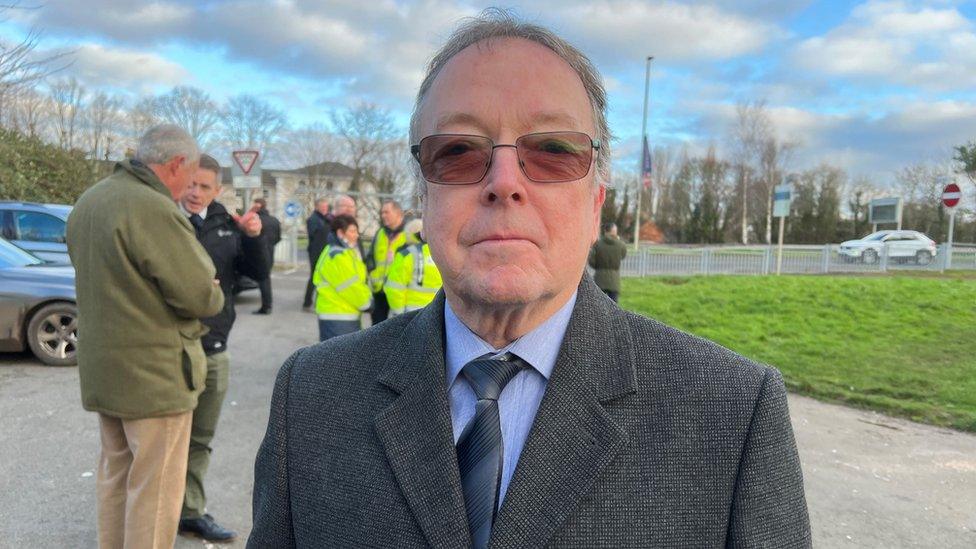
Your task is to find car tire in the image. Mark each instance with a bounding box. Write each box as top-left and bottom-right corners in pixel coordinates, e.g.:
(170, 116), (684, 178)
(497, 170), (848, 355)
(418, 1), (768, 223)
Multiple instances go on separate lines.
(916, 250), (932, 265)
(26, 302), (78, 366)
(862, 249), (878, 264)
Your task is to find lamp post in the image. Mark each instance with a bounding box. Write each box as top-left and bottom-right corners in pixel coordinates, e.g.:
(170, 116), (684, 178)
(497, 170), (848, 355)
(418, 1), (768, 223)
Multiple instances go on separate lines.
(633, 56), (653, 249)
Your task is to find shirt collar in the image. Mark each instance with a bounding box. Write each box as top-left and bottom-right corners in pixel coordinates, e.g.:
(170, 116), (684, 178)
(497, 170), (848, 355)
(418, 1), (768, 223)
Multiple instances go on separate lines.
(444, 291), (578, 387)
(179, 202), (207, 220)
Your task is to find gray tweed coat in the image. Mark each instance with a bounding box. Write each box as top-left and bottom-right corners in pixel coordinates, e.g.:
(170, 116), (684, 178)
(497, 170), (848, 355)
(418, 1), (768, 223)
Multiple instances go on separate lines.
(248, 276), (811, 548)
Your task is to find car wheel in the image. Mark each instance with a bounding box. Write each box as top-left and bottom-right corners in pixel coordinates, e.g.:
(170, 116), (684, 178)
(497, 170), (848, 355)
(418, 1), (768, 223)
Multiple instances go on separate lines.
(862, 249), (878, 264)
(26, 302), (78, 366)
(916, 250), (932, 265)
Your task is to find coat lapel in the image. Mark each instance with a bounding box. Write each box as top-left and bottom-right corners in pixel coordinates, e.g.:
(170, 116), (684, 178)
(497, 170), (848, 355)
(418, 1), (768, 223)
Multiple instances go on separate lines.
(490, 276), (638, 548)
(372, 293), (472, 549)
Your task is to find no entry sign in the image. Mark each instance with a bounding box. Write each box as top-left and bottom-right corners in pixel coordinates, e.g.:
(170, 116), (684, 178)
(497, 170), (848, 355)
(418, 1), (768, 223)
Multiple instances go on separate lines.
(942, 183), (961, 208)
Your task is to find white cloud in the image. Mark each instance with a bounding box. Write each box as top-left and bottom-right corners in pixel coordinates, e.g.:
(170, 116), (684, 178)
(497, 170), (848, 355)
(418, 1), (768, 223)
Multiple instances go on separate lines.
(792, 0), (976, 90)
(61, 43), (189, 91)
(551, 0), (784, 66)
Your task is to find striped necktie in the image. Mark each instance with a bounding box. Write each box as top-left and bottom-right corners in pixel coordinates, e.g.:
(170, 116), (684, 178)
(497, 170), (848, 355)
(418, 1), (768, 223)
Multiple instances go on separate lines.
(455, 352), (527, 549)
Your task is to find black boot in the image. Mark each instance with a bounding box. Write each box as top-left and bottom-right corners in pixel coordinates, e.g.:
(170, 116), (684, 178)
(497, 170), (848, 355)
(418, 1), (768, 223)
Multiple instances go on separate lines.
(179, 513), (237, 542)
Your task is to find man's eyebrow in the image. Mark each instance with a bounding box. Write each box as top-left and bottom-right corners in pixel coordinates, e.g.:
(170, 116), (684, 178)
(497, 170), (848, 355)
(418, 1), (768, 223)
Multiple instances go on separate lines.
(433, 112), (489, 133)
(433, 110), (584, 132)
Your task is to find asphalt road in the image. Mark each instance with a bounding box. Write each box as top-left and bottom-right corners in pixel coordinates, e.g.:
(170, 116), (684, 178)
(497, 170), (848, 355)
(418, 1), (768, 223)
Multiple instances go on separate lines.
(1, 268), (974, 548)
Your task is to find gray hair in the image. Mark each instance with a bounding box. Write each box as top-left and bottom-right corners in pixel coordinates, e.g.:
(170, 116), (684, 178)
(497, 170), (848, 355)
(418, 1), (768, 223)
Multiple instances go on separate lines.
(409, 8), (612, 192)
(134, 124), (200, 166)
(332, 194), (355, 210)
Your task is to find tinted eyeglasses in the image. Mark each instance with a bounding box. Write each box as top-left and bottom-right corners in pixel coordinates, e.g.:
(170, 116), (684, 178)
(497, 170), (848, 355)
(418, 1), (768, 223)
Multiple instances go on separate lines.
(410, 131), (600, 185)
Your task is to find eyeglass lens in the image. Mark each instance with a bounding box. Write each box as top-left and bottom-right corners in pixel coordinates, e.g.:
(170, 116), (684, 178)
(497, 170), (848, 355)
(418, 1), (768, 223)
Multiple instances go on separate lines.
(417, 132), (594, 184)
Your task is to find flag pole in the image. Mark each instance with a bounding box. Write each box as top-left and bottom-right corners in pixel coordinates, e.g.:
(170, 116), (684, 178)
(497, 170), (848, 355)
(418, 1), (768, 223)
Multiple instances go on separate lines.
(634, 56), (653, 250)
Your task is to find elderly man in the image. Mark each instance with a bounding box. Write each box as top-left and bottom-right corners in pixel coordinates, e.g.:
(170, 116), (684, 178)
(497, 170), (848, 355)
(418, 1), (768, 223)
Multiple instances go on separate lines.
(249, 11), (810, 549)
(176, 154), (269, 542)
(68, 125), (224, 548)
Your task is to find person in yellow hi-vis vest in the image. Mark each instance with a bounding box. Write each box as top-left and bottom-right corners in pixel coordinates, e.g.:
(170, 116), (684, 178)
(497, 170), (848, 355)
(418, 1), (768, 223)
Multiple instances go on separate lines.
(368, 200), (408, 324)
(313, 214), (372, 341)
(384, 219), (442, 317)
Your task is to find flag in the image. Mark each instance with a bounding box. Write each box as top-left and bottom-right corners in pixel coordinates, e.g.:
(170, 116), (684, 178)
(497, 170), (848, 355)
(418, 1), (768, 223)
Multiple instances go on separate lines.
(641, 135), (653, 189)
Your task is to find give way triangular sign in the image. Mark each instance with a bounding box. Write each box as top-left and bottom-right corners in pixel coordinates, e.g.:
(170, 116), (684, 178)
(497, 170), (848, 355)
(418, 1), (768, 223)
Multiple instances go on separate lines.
(232, 150), (260, 175)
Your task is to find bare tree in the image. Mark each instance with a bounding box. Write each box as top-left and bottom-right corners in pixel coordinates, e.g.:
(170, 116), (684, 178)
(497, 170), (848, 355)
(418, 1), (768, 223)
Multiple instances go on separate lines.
(728, 100), (773, 244)
(0, 2), (71, 123)
(278, 123), (337, 170)
(221, 94), (286, 159)
(124, 95), (159, 143)
(9, 87), (46, 137)
(758, 137), (797, 244)
(50, 77), (85, 150)
(154, 86), (222, 146)
(371, 139), (415, 205)
(650, 146), (674, 219)
(84, 91), (122, 161)
(330, 102), (398, 192)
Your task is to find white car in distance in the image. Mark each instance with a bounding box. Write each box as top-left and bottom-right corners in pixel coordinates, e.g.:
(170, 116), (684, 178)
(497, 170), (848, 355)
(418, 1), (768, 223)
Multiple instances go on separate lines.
(838, 230), (938, 265)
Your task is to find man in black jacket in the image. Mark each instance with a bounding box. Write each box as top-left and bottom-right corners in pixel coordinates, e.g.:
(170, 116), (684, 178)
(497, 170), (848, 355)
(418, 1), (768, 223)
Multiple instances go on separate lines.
(252, 197), (281, 314)
(177, 154), (269, 542)
(302, 198), (332, 310)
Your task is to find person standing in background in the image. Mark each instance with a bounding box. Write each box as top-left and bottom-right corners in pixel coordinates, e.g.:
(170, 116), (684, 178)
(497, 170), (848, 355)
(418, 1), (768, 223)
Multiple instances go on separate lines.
(176, 154), (268, 542)
(312, 214), (372, 341)
(368, 200), (407, 323)
(384, 218), (441, 316)
(588, 222), (627, 302)
(67, 124), (224, 549)
(302, 198), (332, 311)
(252, 197), (281, 315)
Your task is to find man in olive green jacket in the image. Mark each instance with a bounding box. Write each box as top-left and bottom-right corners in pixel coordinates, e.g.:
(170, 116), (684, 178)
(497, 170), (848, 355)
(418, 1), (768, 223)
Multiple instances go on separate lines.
(588, 222), (628, 302)
(67, 124), (224, 549)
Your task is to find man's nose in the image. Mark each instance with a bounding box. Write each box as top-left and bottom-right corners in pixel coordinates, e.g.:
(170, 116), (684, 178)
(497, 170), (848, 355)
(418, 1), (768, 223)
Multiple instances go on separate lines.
(480, 145), (527, 205)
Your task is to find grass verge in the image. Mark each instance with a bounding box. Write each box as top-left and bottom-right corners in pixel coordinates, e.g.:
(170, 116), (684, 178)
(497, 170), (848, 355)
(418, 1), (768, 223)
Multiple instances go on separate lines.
(620, 273), (976, 432)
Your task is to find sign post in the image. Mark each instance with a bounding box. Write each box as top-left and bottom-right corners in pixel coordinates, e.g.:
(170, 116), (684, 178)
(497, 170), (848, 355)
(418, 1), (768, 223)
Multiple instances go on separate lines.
(232, 150), (262, 210)
(281, 199), (302, 272)
(941, 182), (961, 272)
(773, 183), (793, 275)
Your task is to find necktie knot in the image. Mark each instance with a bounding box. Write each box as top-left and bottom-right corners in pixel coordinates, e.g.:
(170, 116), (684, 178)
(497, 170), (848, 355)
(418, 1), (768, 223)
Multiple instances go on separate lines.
(461, 353), (527, 401)
(189, 213), (204, 232)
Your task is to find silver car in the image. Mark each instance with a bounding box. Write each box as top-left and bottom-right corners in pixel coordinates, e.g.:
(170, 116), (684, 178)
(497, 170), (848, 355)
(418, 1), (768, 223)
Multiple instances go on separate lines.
(0, 238), (77, 366)
(838, 230), (938, 265)
(0, 201), (73, 263)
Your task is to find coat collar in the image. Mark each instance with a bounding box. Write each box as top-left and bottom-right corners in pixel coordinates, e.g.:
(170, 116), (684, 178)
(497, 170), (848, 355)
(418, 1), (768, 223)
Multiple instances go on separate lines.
(373, 276), (638, 548)
(116, 159), (172, 199)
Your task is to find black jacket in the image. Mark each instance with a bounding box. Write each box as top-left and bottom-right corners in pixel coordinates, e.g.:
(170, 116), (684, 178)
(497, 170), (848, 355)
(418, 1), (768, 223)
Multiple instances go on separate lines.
(194, 201), (269, 355)
(306, 211), (332, 266)
(259, 209), (282, 248)
(257, 209), (282, 274)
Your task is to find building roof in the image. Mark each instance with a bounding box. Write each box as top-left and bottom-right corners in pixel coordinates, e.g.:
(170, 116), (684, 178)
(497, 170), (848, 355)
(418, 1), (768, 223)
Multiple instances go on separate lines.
(219, 161), (356, 186)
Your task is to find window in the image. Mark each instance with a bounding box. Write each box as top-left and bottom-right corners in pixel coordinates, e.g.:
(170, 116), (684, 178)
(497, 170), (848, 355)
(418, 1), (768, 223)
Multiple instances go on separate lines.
(15, 212), (66, 243)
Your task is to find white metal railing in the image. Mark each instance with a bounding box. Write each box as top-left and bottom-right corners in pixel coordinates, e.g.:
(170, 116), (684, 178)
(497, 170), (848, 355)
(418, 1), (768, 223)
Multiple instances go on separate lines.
(620, 243), (976, 277)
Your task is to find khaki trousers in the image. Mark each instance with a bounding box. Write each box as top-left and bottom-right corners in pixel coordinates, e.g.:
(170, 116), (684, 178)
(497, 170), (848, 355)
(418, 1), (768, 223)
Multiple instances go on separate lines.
(97, 411), (193, 549)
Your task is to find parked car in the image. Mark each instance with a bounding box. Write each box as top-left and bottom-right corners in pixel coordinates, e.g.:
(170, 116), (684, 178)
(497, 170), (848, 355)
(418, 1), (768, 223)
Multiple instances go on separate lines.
(0, 237), (77, 366)
(0, 201), (73, 263)
(838, 230), (938, 265)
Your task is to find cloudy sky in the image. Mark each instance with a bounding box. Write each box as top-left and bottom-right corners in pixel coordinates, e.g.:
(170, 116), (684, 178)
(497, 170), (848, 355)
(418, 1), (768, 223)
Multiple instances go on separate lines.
(3, 0), (975, 185)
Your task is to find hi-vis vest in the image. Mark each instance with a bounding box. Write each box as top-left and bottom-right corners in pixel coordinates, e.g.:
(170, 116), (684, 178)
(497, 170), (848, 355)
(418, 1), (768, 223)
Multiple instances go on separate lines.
(369, 226), (407, 293)
(313, 244), (372, 321)
(384, 242), (441, 316)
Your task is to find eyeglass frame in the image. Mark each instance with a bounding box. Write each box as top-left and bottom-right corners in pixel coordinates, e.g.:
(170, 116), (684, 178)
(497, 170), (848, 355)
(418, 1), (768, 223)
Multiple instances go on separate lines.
(409, 131), (602, 185)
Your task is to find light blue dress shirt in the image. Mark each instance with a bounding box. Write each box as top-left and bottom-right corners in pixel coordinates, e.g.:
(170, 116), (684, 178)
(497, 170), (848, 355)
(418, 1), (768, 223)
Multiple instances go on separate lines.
(444, 291), (577, 506)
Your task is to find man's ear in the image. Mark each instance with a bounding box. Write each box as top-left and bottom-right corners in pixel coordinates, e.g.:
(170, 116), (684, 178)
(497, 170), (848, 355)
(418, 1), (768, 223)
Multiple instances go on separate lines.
(592, 183), (606, 242)
(168, 155), (186, 176)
